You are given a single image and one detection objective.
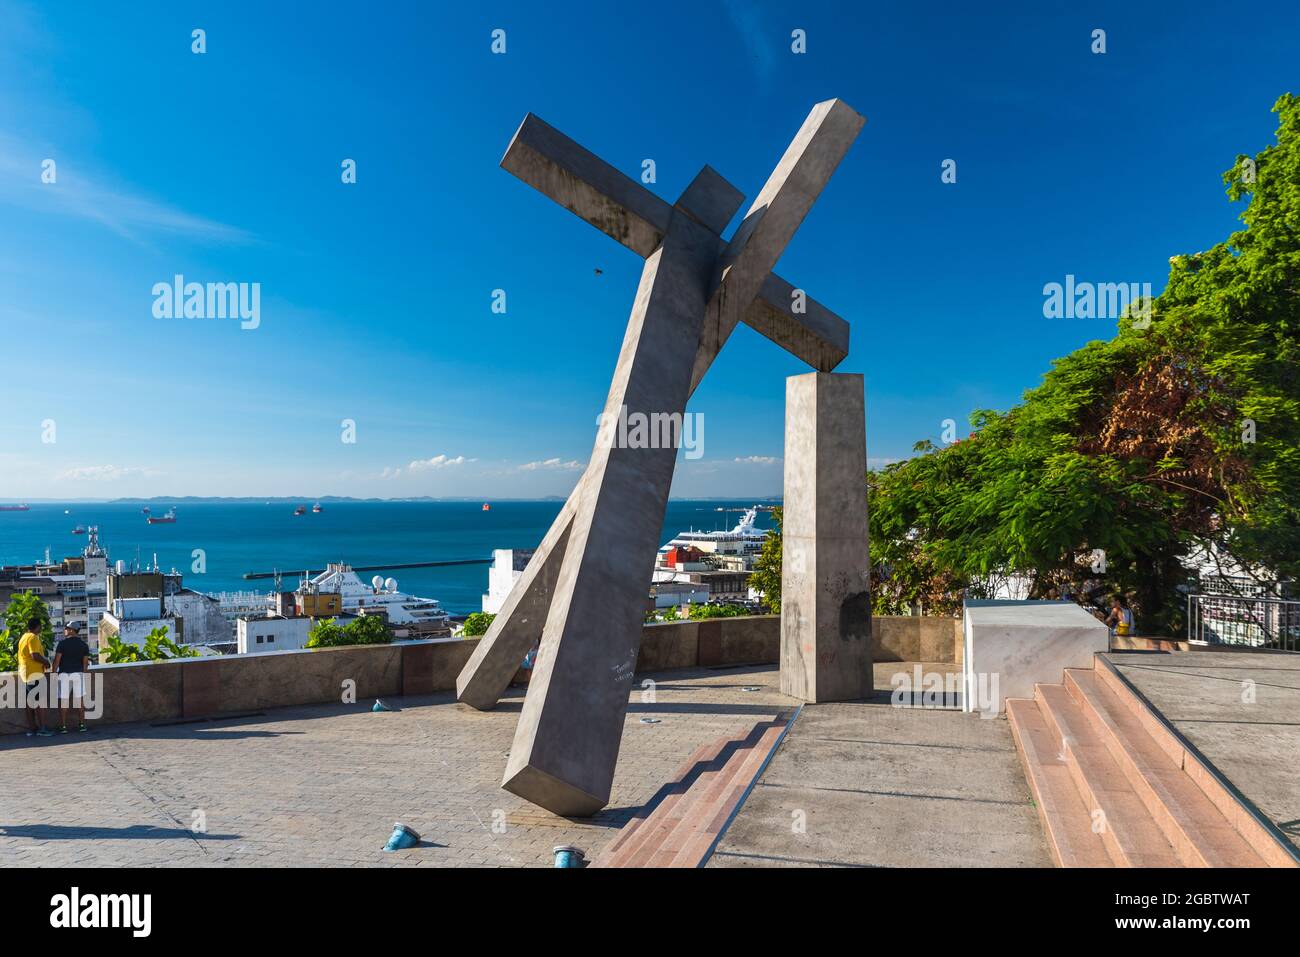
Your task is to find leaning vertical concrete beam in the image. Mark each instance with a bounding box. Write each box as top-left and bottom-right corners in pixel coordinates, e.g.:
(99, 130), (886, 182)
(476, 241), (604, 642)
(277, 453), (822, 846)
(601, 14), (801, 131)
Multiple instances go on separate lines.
(780, 372), (872, 703)
(502, 211), (718, 817)
(455, 167), (746, 712)
(691, 99), (865, 391)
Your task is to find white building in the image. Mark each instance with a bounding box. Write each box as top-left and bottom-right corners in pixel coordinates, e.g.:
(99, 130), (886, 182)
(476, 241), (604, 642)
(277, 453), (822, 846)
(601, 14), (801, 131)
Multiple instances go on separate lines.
(98, 596), (181, 656)
(237, 614), (313, 654)
(80, 529), (109, 633)
(164, 588), (230, 647)
(482, 549), (535, 614)
(648, 580), (709, 611)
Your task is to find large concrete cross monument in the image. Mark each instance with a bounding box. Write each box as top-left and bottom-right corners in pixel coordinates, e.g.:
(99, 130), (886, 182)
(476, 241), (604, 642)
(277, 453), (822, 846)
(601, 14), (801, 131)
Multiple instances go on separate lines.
(458, 100), (865, 816)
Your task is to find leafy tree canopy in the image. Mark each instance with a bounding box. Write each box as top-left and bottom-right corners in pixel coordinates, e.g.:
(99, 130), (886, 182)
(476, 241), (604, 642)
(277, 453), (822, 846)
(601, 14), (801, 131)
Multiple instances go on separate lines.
(749, 507), (783, 614)
(688, 602), (750, 620)
(103, 625), (199, 663)
(306, 614), (392, 648)
(460, 612), (496, 637)
(869, 94), (1300, 633)
(2, 592), (55, 672)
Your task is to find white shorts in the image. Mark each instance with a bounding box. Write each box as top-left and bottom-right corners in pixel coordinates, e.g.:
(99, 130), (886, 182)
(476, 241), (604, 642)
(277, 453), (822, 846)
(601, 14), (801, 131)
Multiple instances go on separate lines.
(57, 672), (86, 702)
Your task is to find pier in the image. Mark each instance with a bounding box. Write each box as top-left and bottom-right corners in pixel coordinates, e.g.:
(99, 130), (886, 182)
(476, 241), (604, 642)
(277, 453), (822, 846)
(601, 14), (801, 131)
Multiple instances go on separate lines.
(242, 559), (491, 580)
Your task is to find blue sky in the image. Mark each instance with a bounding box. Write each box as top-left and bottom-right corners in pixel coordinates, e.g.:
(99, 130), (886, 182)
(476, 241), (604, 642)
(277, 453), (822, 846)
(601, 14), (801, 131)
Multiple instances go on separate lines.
(1, 0), (1296, 500)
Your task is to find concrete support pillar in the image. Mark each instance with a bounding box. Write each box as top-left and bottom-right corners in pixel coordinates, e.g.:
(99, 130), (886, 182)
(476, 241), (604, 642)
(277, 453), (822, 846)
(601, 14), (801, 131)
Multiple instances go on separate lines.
(780, 372), (872, 703)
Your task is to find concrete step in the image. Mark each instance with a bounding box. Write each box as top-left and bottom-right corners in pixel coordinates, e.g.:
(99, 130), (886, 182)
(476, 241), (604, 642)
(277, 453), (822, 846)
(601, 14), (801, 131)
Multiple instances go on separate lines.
(1035, 683), (1181, 866)
(593, 718), (787, 868)
(1006, 697), (1114, 868)
(1092, 659), (1296, 868)
(593, 735), (732, 867)
(1064, 668), (1265, 867)
(640, 734), (754, 867)
(592, 738), (720, 863)
(664, 722), (787, 867)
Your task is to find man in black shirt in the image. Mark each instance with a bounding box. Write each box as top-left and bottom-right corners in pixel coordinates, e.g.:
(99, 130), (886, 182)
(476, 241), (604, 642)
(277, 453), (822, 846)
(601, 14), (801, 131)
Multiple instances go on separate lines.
(52, 624), (92, 733)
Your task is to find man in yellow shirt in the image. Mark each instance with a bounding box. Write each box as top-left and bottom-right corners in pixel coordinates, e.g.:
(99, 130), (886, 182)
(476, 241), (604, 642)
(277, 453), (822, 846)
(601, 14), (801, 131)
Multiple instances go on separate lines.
(17, 616), (54, 737)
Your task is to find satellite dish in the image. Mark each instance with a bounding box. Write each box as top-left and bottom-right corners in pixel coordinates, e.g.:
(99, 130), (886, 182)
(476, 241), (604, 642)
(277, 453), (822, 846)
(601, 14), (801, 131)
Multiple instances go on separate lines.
(385, 577), (398, 593)
(371, 575), (384, 590)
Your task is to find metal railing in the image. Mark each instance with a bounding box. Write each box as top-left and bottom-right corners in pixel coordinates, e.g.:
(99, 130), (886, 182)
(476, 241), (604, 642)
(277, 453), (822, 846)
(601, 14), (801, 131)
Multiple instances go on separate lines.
(1187, 594), (1300, 652)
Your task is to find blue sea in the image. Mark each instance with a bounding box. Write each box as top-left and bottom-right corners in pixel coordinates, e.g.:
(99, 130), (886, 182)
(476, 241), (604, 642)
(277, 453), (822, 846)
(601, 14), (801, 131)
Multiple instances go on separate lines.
(0, 501), (776, 615)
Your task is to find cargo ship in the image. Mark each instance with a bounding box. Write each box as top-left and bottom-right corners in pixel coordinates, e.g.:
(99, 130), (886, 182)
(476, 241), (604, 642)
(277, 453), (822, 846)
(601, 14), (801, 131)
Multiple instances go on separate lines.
(146, 508), (177, 524)
(0, 504), (30, 512)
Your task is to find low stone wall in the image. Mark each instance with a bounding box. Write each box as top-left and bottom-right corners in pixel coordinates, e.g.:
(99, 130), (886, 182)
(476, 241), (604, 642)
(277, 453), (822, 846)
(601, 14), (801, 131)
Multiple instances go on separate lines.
(874, 615), (964, 664)
(637, 614), (781, 671)
(0, 613), (959, 735)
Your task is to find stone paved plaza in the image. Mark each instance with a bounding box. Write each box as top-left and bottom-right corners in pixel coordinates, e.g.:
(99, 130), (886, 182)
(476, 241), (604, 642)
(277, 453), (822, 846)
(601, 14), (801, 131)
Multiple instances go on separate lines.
(0, 666), (793, 867)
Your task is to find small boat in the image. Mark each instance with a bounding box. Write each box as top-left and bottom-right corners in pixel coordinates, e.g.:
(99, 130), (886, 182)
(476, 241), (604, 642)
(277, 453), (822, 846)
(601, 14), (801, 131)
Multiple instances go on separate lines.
(482, 503), (491, 512)
(147, 508), (177, 524)
(293, 505), (307, 516)
(71, 525), (86, 535)
(142, 506), (151, 514)
(0, 504), (29, 512)
(312, 502), (323, 513)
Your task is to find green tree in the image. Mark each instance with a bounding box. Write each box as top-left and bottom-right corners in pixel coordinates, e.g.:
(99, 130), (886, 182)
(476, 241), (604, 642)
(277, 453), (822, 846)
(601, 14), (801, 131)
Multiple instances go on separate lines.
(2, 592), (54, 672)
(346, 614), (392, 646)
(103, 625), (198, 663)
(305, 618), (348, 648)
(688, 603), (748, 619)
(460, 612), (496, 637)
(748, 507), (783, 613)
(306, 615), (392, 648)
(869, 94), (1300, 634)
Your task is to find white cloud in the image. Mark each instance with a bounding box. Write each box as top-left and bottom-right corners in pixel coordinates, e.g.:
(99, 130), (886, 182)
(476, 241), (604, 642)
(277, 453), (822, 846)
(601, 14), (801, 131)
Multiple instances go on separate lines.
(868, 457), (903, 470)
(383, 455), (474, 477)
(56, 465), (160, 482)
(0, 134), (253, 245)
(734, 455), (781, 466)
(518, 457), (584, 471)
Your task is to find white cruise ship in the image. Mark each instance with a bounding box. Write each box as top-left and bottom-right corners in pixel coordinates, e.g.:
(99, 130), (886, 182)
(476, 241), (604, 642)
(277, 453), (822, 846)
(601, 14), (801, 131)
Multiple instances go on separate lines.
(651, 508), (774, 609)
(658, 507), (771, 565)
(306, 562), (451, 629)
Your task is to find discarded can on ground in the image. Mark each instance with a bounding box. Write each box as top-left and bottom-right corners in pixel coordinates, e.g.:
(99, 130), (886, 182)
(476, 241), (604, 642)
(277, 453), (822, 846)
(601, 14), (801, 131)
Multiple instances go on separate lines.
(553, 844), (586, 868)
(384, 823), (420, 851)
